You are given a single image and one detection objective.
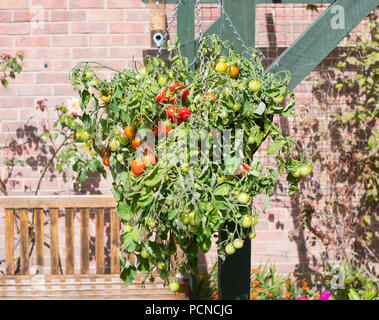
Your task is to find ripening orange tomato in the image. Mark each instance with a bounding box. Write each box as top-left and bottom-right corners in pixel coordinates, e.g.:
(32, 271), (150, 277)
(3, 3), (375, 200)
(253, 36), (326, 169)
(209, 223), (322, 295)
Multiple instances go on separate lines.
(131, 159), (145, 176)
(124, 125), (136, 139)
(204, 92), (216, 101)
(132, 138), (142, 149)
(102, 157), (110, 167)
(227, 65), (239, 78)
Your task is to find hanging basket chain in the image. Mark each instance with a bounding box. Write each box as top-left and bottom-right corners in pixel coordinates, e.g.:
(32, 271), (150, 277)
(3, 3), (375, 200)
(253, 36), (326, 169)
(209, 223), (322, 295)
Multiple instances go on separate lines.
(157, 0), (184, 58)
(195, 0), (207, 93)
(216, 0), (264, 80)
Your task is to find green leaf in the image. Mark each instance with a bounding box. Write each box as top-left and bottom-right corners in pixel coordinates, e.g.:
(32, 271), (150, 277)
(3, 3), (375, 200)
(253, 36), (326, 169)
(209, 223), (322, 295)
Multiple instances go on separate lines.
(123, 233), (138, 253)
(117, 201), (132, 221)
(131, 228), (141, 242)
(348, 289), (361, 300)
(262, 194), (270, 212)
(120, 264), (137, 287)
(137, 193), (154, 207)
(267, 139), (286, 155)
(137, 256), (150, 274)
(144, 167), (162, 187)
(213, 183), (230, 196)
(367, 136), (375, 150)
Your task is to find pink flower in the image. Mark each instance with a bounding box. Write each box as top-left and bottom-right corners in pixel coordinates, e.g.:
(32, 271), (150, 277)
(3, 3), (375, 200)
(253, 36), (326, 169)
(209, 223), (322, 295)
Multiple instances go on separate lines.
(67, 98), (82, 116)
(319, 290), (330, 300)
(296, 297), (309, 300)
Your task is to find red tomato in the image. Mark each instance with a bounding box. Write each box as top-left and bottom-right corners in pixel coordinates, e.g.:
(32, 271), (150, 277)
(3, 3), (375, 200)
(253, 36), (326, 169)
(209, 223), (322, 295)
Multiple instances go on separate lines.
(132, 138), (142, 149)
(158, 122), (173, 135)
(124, 125), (136, 139)
(237, 163), (250, 177)
(102, 157), (110, 167)
(204, 92), (216, 101)
(166, 106), (181, 125)
(143, 154), (156, 165)
(131, 160), (145, 176)
(169, 81), (189, 99)
(179, 107), (191, 121)
(155, 89), (175, 104)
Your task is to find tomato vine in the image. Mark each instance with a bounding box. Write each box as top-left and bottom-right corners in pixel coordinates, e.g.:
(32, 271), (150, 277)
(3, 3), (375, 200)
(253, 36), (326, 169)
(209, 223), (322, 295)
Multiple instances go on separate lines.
(69, 35), (310, 289)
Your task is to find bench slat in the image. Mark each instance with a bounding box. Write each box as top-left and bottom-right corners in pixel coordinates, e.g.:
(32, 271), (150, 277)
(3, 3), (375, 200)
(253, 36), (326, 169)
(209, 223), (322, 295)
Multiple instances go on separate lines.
(110, 208), (120, 274)
(34, 209), (44, 273)
(19, 209), (29, 275)
(95, 208), (104, 274)
(65, 208), (74, 274)
(49, 208), (59, 275)
(80, 208), (89, 274)
(5, 209), (14, 275)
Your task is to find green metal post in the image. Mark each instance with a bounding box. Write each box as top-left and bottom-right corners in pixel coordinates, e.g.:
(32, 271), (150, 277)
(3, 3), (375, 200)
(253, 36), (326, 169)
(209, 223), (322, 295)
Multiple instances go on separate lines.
(178, 0), (196, 69)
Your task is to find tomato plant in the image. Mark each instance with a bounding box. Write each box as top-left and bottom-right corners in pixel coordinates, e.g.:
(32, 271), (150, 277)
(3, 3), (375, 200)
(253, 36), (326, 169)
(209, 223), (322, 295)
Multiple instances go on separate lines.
(69, 35), (308, 288)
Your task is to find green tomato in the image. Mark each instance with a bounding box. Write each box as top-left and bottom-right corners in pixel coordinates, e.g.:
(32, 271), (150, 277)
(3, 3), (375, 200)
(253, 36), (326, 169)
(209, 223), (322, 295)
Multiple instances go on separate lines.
(181, 214), (190, 225)
(248, 135), (256, 145)
(116, 153), (124, 162)
(220, 110), (228, 120)
(160, 270), (169, 280)
(232, 103), (241, 111)
(76, 130), (90, 142)
(181, 163), (190, 173)
(237, 193), (250, 204)
(221, 87), (232, 100)
(225, 243), (236, 255)
(141, 249), (150, 259)
(165, 198), (174, 206)
(249, 80), (262, 92)
(241, 215), (253, 228)
(249, 231), (256, 239)
(146, 217), (156, 228)
(233, 239), (244, 249)
(157, 262), (166, 270)
(109, 138), (120, 152)
(123, 224), (132, 233)
(292, 168), (302, 178)
(161, 206), (168, 214)
(169, 280), (180, 292)
(299, 163), (313, 177)
(188, 224), (199, 233)
(119, 135), (128, 146)
(273, 96), (284, 104)
(188, 211), (200, 226)
(200, 238), (211, 253)
(158, 75), (167, 86)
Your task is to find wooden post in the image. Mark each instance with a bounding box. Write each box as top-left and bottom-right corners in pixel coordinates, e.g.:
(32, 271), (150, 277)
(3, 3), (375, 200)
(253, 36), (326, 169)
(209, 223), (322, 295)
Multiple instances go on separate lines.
(150, 0), (166, 48)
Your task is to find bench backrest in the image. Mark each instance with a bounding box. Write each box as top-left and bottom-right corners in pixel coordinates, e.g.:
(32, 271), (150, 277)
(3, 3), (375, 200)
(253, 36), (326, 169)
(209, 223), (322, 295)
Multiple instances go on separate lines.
(0, 196), (119, 276)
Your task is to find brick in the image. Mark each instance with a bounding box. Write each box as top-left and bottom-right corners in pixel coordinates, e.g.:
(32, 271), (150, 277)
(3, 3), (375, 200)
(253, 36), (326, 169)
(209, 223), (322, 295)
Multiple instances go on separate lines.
(107, 0), (145, 9)
(125, 34), (150, 46)
(87, 10), (124, 21)
(50, 11), (87, 22)
(32, 23), (69, 34)
(36, 72), (69, 84)
(51, 60), (77, 71)
(15, 36), (50, 47)
(0, 109), (19, 120)
(52, 35), (88, 47)
(71, 22), (108, 34)
(16, 84), (52, 96)
(0, 0), (28, 9)
(53, 84), (76, 96)
(89, 35), (124, 46)
(13, 10), (49, 22)
(0, 23), (30, 35)
(0, 36), (13, 47)
(109, 22), (146, 34)
(110, 47), (143, 58)
(124, 9), (149, 21)
(0, 11), (12, 22)
(31, 0), (67, 9)
(69, 0), (104, 9)
(72, 47), (107, 59)
(35, 48), (71, 59)
(0, 97), (34, 108)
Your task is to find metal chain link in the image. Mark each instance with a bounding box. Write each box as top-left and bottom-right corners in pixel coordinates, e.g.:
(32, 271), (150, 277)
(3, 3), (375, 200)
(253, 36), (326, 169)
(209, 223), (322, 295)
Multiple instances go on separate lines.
(157, 0), (184, 58)
(216, 0), (264, 79)
(195, 0), (207, 93)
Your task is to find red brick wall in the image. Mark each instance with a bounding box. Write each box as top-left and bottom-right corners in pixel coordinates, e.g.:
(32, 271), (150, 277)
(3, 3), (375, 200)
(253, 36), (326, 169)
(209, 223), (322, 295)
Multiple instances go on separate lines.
(0, 1), (375, 276)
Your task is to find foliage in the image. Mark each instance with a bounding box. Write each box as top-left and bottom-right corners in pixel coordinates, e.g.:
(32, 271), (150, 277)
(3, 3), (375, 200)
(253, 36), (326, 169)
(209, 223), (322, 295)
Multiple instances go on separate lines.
(291, 13), (378, 269)
(69, 34), (308, 287)
(0, 52), (23, 88)
(325, 260), (378, 300)
(196, 263), (219, 300)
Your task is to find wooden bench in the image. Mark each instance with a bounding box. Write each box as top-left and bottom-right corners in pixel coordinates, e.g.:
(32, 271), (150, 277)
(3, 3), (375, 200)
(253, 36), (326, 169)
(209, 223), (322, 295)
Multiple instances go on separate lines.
(0, 196), (189, 300)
